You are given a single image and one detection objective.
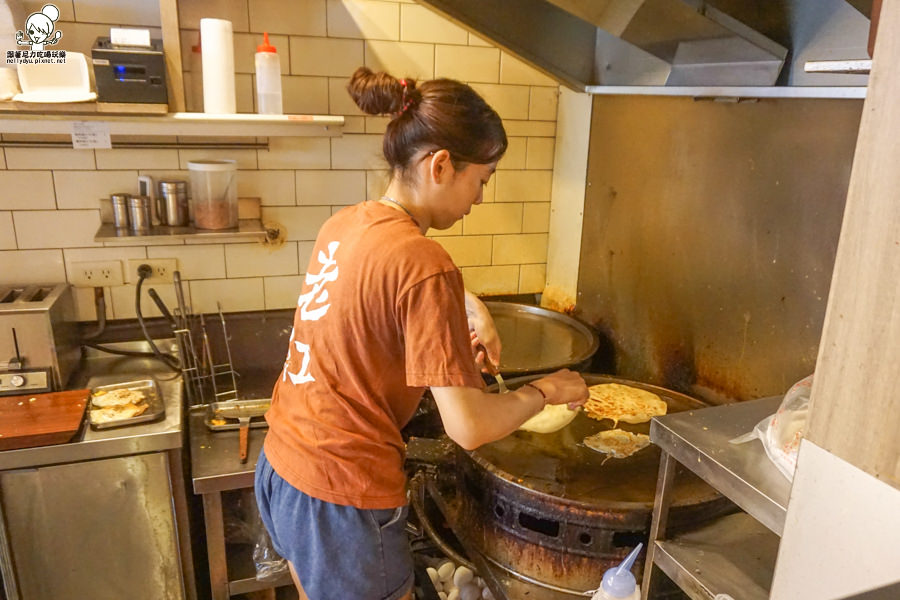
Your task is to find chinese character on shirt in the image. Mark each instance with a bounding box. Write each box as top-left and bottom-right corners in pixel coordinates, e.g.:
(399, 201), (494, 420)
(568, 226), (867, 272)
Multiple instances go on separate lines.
(283, 241), (340, 386)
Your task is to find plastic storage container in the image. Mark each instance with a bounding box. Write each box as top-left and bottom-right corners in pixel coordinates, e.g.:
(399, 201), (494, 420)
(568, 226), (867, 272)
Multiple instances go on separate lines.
(254, 32), (283, 115)
(187, 160), (238, 230)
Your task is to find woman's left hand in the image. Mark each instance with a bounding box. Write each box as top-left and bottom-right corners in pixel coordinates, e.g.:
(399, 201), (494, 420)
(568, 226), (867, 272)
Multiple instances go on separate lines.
(465, 291), (501, 371)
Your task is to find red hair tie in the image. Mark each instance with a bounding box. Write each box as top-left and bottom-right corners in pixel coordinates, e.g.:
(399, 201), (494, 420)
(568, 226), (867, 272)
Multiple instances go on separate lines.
(397, 79), (413, 115)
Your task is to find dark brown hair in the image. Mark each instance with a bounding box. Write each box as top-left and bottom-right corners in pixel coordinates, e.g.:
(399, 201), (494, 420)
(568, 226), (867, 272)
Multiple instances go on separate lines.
(346, 67), (507, 178)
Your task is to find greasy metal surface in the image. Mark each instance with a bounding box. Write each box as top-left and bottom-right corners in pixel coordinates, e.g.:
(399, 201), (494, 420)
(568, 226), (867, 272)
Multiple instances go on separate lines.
(472, 374), (718, 509)
(461, 374), (733, 591)
(486, 302), (599, 374)
(0, 340), (183, 470)
(650, 396), (789, 535)
(577, 95), (862, 402)
(190, 407), (266, 494)
(0, 453), (184, 600)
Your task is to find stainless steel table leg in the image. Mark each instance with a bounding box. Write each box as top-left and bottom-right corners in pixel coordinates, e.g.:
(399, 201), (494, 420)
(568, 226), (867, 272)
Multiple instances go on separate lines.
(169, 449), (198, 600)
(642, 451), (677, 600)
(203, 492), (229, 600)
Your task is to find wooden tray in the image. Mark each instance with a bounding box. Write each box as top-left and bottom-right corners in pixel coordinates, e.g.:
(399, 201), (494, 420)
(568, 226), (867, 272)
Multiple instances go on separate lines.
(0, 389), (89, 451)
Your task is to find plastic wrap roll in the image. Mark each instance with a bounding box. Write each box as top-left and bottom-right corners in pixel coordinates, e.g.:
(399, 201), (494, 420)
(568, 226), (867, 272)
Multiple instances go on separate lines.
(200, 18), (235, 114)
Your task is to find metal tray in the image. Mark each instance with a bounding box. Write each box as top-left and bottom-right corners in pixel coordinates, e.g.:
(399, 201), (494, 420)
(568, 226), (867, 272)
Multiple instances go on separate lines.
(88, 378), (165, 430)
(485, 301), (600, 374)
(204, 398), (270, 431)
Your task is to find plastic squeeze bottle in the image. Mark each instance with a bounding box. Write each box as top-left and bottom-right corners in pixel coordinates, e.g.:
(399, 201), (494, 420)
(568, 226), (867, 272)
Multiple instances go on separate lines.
(590, 543), (643, 600)
(254, 32), (283, 114)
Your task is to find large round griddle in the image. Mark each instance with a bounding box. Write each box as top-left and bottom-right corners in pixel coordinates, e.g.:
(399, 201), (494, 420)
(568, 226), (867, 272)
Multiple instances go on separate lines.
(486, 302), (599, 375)
(455, 374), (732, 591)
(472, 373), (719, 511)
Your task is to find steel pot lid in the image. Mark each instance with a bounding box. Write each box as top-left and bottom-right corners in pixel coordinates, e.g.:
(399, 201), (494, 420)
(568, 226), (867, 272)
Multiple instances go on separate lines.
(486, 302), (599, 374)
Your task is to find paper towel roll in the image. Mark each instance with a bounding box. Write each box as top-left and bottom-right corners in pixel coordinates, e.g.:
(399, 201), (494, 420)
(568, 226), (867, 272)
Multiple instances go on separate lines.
(200, 18), (235, 114)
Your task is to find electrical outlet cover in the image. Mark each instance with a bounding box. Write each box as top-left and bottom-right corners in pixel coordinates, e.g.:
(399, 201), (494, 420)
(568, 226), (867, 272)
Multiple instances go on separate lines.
(126, 258), (178, 283)
(70, 260), (124, 287)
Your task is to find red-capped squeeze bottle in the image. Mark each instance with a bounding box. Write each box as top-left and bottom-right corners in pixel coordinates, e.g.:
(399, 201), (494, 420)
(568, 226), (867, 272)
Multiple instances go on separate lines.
(254, 32), (283, 114)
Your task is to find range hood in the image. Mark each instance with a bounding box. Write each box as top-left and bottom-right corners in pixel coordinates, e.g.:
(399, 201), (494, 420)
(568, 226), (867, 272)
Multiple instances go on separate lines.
(417, 0), (872, 95)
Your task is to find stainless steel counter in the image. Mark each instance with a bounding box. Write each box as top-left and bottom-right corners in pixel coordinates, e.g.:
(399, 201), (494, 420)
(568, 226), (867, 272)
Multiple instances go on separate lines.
(189, 406), (266, 494)
(649, 396), (789, 535)
(0, 339), (196, 600)
(0, 341), (184, 471)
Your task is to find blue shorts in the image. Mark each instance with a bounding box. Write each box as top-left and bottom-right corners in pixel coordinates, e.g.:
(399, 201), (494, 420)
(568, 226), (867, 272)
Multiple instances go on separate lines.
(254, 448), (414, 600)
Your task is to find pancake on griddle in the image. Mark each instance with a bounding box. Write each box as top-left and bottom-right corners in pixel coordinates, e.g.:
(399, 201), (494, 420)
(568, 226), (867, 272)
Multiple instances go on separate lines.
(583, 429), (651, 459)
(584, 383), (667, 426)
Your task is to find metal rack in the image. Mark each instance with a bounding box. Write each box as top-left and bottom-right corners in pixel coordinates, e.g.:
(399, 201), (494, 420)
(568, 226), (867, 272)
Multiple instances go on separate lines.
(172, 272), (239, 407)
(642, 396), (790, 600)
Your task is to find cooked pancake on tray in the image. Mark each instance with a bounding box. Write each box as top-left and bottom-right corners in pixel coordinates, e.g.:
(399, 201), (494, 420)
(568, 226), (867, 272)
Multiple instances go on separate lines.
(90, 401), (148, 424)
(90, 387), (145, 407)
(584, 383), (667, 426)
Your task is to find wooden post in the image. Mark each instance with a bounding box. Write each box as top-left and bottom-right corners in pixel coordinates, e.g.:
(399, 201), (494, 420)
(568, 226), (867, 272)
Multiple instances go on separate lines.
(805, 0), (900, 489)
(159, 0), (186, 113)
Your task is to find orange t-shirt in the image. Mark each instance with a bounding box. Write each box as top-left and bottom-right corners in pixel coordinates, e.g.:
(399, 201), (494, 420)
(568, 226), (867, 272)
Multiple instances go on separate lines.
(263, 201), (484, 509)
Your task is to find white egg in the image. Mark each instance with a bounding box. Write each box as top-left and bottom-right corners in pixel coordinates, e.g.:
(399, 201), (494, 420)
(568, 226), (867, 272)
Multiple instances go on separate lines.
(459, 583), (481, 600)
(427, 567), (439, 584)
(453, 566), (474, 587)
(437, 560), (455, 581)
(447, 590), (460, 600)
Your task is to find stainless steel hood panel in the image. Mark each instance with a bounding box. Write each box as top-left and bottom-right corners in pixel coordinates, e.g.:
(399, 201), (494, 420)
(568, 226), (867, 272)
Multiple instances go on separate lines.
(418, 0), (787, 89)
(418, 0), (870, 94)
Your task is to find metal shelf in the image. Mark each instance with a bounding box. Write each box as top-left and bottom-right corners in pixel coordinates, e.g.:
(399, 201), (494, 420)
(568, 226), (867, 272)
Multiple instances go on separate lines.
(805, 60), (872, 75)
(643, 396), (790, 600)
(225, 543), (292, 597)
(654, 513), (779, 600)
(95, 219), (271, 243)
(0, 111), (344, 137)
(649, 396), (790, 536)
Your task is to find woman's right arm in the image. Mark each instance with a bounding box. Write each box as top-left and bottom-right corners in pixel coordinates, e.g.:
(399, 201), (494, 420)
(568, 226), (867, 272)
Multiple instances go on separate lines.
(430, 369), (588, 450)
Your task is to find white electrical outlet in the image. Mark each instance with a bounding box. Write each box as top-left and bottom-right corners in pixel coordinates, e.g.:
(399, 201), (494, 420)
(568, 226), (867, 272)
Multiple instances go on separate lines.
(70, 260), (124, 287)
(126, 258), (178, 283)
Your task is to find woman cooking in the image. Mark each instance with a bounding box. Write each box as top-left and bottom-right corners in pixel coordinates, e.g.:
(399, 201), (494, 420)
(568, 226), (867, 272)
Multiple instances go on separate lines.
(255, 66), (589, 600)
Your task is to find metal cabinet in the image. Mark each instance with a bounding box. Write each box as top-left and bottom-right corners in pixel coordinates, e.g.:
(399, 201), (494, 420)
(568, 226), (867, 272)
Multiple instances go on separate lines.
(0, 453), (184, 600)
(0, 343), (195, 600)
(642, 397), (791, 600)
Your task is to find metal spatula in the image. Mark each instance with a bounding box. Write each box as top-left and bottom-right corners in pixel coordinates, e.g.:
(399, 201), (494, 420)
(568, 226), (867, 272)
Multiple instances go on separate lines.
(483, 354), (508, 393)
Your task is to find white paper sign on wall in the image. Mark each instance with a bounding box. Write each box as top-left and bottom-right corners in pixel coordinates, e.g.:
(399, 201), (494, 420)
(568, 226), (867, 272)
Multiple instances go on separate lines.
(71, 121), (111, 149)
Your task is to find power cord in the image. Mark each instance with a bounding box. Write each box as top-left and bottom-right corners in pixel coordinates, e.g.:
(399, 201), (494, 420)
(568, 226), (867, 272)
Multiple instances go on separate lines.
(135, 263), (180, 371)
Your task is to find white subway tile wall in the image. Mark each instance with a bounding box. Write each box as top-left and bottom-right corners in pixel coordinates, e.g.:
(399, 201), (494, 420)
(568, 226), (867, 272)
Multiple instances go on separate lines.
(0, 213), (17, 250)
(1, 0), (559, 317)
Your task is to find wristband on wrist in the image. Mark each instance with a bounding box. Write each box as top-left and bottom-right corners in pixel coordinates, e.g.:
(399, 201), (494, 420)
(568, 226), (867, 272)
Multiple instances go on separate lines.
(523, 382), (547, 401)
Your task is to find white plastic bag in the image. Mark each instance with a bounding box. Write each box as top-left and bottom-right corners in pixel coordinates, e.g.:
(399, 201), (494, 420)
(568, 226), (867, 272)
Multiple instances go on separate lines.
(731, 374), (813, 481)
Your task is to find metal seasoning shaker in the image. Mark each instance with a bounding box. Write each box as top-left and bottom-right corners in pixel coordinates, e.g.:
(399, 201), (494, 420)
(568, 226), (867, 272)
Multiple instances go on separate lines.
(128, 195), (152, 232)
(111, 193), (130, 229)
(158, 180), (190, 227)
